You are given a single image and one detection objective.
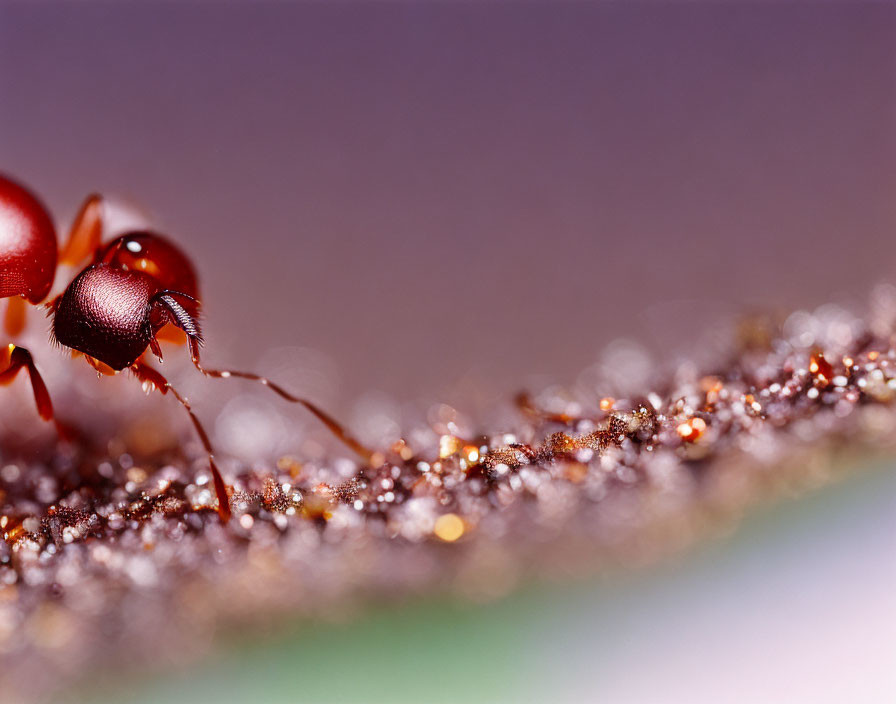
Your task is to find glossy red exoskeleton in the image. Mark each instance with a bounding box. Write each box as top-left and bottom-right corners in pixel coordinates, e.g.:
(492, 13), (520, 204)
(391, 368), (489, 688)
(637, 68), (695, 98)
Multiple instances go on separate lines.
(0, 174), (373, 521)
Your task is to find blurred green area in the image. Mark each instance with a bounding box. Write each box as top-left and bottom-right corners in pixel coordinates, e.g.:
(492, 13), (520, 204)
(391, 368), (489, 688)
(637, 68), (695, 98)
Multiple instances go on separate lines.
(81, 464), (896, 704)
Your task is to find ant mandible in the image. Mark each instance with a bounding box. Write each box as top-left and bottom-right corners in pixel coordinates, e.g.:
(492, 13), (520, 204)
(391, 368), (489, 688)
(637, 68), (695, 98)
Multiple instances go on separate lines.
(0, 173), (374, 522)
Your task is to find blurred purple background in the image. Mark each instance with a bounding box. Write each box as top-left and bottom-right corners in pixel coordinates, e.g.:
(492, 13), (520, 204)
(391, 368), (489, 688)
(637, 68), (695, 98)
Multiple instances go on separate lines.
(1, 2), (894, 412)
(2, 5), (895, 702)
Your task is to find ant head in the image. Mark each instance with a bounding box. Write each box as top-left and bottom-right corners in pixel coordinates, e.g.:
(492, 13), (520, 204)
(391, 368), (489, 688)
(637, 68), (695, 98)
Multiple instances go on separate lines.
(52, 264), (166, 370)
(96, 232), (200, 299)
(0, 174), (58, 303)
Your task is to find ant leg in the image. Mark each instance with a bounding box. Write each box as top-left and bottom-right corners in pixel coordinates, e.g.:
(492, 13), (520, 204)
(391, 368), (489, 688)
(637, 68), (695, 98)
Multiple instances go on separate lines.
(0, 344), (53, 421)
(3, 296), (26, 337)
(130, 360), (232, 522)
(189, 339), (376, 463)
(151, 292), (376, 463)
(59, 194), (104, 266)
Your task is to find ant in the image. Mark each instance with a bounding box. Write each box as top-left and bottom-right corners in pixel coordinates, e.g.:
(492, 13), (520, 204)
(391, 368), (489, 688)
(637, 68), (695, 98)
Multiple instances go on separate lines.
(0, 173), (374, 522)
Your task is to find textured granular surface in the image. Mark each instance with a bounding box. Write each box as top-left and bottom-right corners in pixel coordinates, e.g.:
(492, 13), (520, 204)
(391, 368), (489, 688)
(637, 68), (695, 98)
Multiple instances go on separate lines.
(4, 287), (896, 702)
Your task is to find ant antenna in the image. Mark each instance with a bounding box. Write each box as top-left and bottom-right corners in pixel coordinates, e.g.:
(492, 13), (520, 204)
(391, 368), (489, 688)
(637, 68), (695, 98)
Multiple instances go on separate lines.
(152, 291), (375, 464)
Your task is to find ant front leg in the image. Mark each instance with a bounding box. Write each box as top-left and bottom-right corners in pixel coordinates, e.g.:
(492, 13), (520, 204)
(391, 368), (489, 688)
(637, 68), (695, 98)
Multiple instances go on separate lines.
(59, 193), (105, 267)
(129, 360), (232, 522)
(0, 344), (54, 421)
(152, 292), (377, 464)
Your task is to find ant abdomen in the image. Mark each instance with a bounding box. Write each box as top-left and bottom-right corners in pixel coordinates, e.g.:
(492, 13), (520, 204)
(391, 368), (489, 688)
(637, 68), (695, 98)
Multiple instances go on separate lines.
(0, 174), (57, 304)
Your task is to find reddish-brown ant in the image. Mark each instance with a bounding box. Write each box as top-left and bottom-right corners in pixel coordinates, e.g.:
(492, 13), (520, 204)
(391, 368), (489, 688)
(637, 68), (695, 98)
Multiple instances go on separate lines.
(0, 175), (57, 424)
(0, 173), (374, 521)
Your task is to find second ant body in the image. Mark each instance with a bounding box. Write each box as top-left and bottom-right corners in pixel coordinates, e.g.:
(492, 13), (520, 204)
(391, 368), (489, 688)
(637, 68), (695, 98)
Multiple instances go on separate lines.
(0, 173), (373, 521)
